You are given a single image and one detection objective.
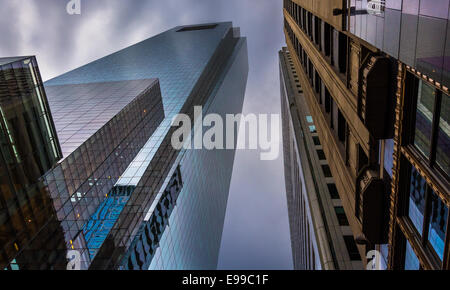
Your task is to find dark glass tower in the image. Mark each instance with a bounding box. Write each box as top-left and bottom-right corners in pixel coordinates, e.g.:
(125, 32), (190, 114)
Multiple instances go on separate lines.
(40, 22), (247, 270)
(0, 56), (63, 269)
(0, 56), (165, 270)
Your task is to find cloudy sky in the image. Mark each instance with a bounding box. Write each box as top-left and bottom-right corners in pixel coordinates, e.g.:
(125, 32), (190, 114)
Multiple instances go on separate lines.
(0, 0), (292, 269)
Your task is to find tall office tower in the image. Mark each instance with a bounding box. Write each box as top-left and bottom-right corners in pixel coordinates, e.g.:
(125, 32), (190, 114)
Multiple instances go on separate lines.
(283, 1), (449, 269)
(44, 22), (248, 270)
(0, 56), (165, 270)
(0, 56), (63, 269)
(280, 48), (363, 270)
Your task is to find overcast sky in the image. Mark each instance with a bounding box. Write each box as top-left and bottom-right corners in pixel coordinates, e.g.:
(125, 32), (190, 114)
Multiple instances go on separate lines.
(0, 0), (292, 269)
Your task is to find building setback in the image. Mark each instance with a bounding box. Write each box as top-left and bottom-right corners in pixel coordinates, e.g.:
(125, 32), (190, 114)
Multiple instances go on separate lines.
(283, 0), (449, 269)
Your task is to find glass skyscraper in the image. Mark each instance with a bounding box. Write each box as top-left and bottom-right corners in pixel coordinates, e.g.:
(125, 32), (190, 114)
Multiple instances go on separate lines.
(1, 22), (248, 270)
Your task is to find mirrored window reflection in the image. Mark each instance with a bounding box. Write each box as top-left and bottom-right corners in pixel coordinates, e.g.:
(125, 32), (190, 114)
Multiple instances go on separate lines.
(416, 15), (446, 82)
(403, 0), (420, 15)
(405, 240), (420, 270)
(436, 92), (449, 176)
(386, 0), (402, 10)
(349, 0), (450, 87)
(414, 80), (436, 159)
(408, 166), (426, 235)
(428, 191), (448, 261)
(383, 8), (401, 58)
(419, 0), (450, 19)
(384, 139), (394, 178)
(399, 6), (419, 66)
(444, 22), (450, 88)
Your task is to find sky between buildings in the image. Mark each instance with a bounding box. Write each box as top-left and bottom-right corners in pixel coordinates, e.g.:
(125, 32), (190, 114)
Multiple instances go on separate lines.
(0, 0), (293, 269)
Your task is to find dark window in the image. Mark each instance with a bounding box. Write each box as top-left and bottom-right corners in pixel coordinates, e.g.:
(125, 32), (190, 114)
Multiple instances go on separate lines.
(331, 97), (336, 129)
(436, 91), (449, 178)
(335, 207), (349, 226)
(323, 22), (331, 56)
(332, 30), (347, 74)
(322, 165), (332, 178)
(413, 80), (436, 159)
(327, 183), (339, 199)
(325, 89), (331, 113)
(314, 71), (321, 94)
(338, 110), (347, 143)
(358, 146), (368, 173)
(313, 16), (319, 45)
(343, 236), (362, 261)
(313, 136), (321, 146)
(317, 149), (326, 160)
(407, 73), (449, 180)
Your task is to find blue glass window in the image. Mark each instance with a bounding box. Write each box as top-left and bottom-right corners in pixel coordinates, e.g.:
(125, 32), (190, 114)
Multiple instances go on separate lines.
(428, 191), (448, 261)
(414, 80), (436, 159)
(405, 240), (420, 270)
(408, 166), (427, 235)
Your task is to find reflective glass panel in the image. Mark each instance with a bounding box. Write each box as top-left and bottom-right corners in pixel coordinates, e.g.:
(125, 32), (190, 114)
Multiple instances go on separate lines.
(414, 80), (436, 158)
(428, 191), (448, 261)
(436, 92), (450, 176)
(405, 240), (420, 270)
(409, 165), (427, 235)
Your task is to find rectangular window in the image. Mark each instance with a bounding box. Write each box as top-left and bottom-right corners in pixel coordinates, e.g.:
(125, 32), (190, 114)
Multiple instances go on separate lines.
(325, 89), (331, 113)
(335, 207), (349, 226)
(314, 71), (321, 94)
(404, 240), (420, 270)
(343, 236), (362, 261)
(322, 165), (332, 178)
(323, 22), (331, 56)
(436, 91), (449, 176)
(428, 191), (448, 261)
(408, 73), (449, 180)
(317, 149), (326, 160)
(383, 139), (395, 178)
(413, 80), (436, 159)
(338, 110), (347, 143)
(313, 136), (321, 146)
(407, 162), (449, 263)
(327, 183), (339, 199)
(408, 165), (427, 236)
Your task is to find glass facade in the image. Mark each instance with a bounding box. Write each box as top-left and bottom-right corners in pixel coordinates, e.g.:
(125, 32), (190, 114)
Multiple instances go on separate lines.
(349, 0), (450, 87)
(428, 191), (448, 260)
(1, 23), (248, 270)
(146, 38), (248, 270)
(413, 80), (436, 159)
(404, 240), (420, 270)
(436, 91), (449, 175)
(41, 23), (248, 270)
(0, 57), (63, 269)
(407, 163), (449, 263)
(406, 72), (450, 179)
(408, 166), (427, 235)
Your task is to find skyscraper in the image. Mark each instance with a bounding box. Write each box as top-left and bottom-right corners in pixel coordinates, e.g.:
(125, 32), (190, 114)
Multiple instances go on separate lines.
(280, 48), (363, 270)
(1, 22), (248, 270)
(0, 56), (63, 269)
(0, 56), (165, 270)
(283, 0), (449, 269)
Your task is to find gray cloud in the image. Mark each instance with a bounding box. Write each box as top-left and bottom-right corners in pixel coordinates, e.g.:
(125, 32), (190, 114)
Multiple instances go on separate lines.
(0, 0), (292, 269)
